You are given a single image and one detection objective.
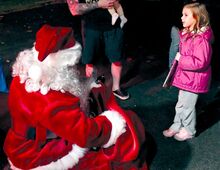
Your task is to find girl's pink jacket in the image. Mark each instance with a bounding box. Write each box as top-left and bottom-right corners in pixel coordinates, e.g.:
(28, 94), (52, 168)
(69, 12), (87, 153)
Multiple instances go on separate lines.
(172, 27), (214, 93)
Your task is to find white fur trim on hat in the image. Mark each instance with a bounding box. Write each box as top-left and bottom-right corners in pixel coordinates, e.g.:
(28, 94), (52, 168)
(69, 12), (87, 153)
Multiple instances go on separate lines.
(41, 42), (82, 68)
(100, 110), (126, 148)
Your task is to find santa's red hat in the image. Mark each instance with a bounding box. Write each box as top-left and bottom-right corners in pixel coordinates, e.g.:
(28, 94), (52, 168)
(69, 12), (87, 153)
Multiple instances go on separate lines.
(35, 24), (75, 61)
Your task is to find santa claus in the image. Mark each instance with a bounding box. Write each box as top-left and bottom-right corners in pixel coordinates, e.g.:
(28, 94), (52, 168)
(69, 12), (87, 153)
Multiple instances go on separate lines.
(4, 24), (148, 170)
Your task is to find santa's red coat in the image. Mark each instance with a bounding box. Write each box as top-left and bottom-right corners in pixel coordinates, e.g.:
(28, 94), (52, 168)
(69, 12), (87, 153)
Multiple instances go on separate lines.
(4, 77), (148, 170)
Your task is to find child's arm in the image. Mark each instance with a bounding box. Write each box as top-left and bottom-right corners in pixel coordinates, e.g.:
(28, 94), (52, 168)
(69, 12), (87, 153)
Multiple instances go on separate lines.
(169, 26), (180, 68)
(178, 37), (212, 71)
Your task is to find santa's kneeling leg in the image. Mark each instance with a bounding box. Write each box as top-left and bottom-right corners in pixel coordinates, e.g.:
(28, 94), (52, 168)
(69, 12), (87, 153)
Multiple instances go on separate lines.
(3, 24), (148, 170)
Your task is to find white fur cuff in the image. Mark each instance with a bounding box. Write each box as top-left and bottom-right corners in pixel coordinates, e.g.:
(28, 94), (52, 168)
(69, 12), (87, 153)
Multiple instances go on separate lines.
(100, 110), (126, 148)
(9, 144), (88, 170)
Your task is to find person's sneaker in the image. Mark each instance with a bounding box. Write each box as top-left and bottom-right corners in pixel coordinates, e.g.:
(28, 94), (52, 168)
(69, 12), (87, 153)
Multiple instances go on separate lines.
(174, 128), (193, 141)
(113, 89), (129, 100)
(163, 129), (178, 138)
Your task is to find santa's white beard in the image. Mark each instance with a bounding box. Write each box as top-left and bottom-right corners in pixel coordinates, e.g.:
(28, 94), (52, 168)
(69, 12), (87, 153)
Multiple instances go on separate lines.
(14, 53), (93, 113)
(13, 44), (93, 114)
(41, 65), (94, 114)
(24, 65), (93, 114)
(53, 66), (93, 113)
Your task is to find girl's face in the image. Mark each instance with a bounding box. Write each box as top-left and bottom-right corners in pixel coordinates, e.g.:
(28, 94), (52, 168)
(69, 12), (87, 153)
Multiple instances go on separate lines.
(181, 7), (196, 31)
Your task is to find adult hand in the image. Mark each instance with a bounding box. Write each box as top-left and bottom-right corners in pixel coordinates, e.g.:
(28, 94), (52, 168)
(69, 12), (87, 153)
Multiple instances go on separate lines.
(98, 0), (116, 9)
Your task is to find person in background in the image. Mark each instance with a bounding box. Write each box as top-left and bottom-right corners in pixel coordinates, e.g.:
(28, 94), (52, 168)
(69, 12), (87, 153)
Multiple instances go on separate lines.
(0, 57), (8, 93)
(168, 26), (180, 68)
(163, 3), (213, 141)
(67, 0), (129, 100)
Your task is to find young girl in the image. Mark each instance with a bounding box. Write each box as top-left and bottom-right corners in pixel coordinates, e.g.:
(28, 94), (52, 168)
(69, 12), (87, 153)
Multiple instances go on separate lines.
(163, 3), (214, 141)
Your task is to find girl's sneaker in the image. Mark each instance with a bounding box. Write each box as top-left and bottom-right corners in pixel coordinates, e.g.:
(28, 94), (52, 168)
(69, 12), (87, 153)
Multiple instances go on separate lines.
(174, 128), (193, 141)
(163, 129), (178, 137)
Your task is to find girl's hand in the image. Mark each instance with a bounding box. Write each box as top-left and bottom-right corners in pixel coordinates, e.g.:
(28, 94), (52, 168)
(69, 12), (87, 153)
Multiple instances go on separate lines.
(98, 0), (116, 9)
(175, 52), (181, 61)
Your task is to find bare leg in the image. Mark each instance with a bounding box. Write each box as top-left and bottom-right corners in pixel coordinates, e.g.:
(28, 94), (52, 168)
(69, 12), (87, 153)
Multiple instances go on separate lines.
(111, 62), (122, 91)
(108, 7), (119, 25)
(114, 2), (127, 28)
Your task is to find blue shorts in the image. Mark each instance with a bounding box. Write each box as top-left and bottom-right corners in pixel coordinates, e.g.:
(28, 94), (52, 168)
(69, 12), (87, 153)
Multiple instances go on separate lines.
(81, 27), (124, 64)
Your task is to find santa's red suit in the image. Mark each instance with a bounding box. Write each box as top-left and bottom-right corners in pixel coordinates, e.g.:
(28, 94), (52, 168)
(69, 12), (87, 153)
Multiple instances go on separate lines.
(4, 25), (148, 170)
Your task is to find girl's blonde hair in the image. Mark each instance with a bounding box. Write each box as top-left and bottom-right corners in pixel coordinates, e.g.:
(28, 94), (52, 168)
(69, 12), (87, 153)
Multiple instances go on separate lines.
(184, 3), (210, 31)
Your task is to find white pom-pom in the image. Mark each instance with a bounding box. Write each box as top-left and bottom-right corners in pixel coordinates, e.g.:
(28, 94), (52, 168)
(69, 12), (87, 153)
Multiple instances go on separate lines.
(40, 83), (50, 95)
(28, 64), (42, 82)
